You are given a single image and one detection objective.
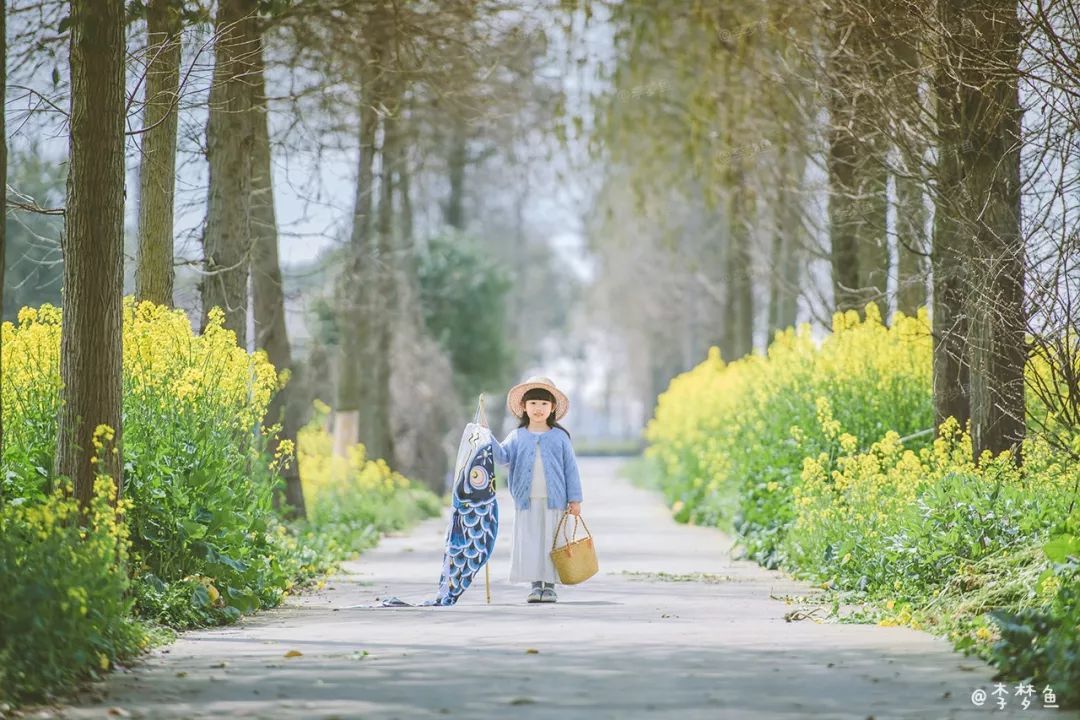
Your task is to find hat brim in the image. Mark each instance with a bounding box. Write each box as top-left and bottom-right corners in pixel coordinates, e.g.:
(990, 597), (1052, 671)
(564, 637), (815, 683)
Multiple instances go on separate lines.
(506, 380), (569, 421)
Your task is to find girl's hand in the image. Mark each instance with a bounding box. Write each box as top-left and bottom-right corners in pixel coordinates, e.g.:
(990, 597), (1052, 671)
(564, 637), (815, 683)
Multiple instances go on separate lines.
(567, 502), (581, 516)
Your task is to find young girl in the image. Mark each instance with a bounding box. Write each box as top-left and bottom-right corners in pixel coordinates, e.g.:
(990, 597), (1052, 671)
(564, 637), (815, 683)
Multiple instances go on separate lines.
(491, 376), (583, 603)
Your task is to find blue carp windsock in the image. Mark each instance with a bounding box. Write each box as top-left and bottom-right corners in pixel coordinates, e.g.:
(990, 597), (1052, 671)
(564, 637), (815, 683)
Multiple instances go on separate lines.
(429, 421), (499, 605)
(378, 411), (499, 607)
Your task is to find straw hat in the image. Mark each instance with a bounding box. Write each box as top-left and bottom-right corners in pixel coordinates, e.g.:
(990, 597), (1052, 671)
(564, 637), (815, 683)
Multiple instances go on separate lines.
(506, 376), (570, 421)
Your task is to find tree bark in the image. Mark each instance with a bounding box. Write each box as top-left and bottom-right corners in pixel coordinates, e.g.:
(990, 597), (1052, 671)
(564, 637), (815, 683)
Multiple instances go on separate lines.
(399, 145), (414, 245)
(768, 143), (803, 334)
(56, 0), (126, 508)
(730, 171), (755, 358)
(250, 42), (306, 519)
(932, 0), (974, 436)
(891, 17), (929, 317)
(950, 0), (1026, 461)
(364, 105), (397, 464)
(895, 166), (929, 316)
(718, 65), (755, 362)
(768, 229), (783, 337)
(335, 73), (378, 458)
(855, 151), (889, 315)
(778, 182), (802, 331)
(135, 0), (181, 308)
(0, 0), (7, 458)
(826, 108), (862, 313)
(889, 4), (933, 315)
(444, 117), (466, 230)
(201, 0), (257, 347)
(826, 4), (890, 316)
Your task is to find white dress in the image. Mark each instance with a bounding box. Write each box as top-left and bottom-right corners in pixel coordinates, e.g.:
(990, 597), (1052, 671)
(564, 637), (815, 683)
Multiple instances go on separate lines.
(509, 431), (566, 584)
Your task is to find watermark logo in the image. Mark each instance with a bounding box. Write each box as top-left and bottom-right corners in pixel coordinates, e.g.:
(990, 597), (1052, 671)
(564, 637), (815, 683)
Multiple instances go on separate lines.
(717, 18), (770, 43)
(715, 139), (772, 167)
(613, 80), (670, 102)
(969, 683), (1060, 710)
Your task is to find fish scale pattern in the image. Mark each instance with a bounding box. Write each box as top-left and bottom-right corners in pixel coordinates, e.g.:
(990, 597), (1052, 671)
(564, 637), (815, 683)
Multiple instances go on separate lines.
(379, 421), (499, 608)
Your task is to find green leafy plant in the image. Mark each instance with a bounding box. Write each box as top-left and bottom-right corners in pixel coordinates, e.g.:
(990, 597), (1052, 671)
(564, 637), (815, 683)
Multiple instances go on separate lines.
(0, 478), (146, 703)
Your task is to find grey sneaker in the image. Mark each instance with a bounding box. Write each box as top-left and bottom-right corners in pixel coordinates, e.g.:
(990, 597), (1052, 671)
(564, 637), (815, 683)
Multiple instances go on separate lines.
(539, 586), (558, 603)
(526, 583), (544, 603)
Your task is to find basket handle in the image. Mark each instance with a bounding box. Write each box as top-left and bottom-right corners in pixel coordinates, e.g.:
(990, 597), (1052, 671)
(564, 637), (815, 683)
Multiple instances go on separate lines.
(552, 510), (592, 552)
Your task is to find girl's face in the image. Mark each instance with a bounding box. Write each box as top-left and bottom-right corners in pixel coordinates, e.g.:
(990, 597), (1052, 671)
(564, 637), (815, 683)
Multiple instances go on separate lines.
(524, 398), (553, 423)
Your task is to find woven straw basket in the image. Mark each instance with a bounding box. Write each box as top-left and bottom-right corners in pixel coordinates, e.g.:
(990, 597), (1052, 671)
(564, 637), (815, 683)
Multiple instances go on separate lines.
(549, 511), (598, 585)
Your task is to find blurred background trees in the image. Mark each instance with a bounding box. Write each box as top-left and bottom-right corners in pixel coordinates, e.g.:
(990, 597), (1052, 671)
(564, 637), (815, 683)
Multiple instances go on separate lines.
(2, 0), (1078, 491)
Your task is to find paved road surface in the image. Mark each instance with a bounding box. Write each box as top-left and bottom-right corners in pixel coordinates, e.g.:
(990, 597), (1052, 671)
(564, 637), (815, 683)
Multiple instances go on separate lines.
(59, 457), (1076, 719)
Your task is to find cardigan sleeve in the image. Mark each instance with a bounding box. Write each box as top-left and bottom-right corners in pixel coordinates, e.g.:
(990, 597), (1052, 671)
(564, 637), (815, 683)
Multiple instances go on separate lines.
(562, 433), (583, 503)
(491, 428), (516, 466)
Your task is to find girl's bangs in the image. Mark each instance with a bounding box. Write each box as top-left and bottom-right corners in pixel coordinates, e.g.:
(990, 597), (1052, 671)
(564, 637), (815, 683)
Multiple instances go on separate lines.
(522, 388), (556, 404)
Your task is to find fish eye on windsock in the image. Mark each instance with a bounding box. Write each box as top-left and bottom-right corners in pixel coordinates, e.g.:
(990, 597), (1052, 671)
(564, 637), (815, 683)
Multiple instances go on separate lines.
(469, 465), (490, 488)
(457, 446), (496, 505)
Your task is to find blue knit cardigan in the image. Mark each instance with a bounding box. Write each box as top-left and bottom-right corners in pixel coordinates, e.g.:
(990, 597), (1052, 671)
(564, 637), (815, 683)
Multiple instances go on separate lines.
(491, 427), (583, 511)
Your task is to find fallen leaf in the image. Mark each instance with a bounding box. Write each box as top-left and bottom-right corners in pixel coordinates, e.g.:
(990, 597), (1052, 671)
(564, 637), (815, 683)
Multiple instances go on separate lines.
(175, 671), (188, 678)
(107, 709), (130, 718)
(524, 648), (539, 654)
(510, 697), (536, 705)
(284, 650), (303, 658)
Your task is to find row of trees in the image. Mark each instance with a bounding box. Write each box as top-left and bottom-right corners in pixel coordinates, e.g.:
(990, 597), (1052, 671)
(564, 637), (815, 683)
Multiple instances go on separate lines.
(1, 0), (580, 511)
(585, 0), (1079, 463)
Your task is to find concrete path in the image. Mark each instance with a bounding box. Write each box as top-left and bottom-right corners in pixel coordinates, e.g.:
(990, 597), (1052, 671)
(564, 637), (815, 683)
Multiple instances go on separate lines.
(59, 457), (1076, 719)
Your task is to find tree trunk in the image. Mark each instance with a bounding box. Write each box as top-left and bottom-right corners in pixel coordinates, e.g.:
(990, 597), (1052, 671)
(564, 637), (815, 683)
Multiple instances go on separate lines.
(135, 0), (181, 308)
(895, 168), (928, 316)
(56, 0), (126, 508)
(333, 267), (362, 458)
(364, 106), (397, 464)
(720, 227), (736, 359)
(768, 229), (783, 336)
(390, 138), (456, 489)
(335, 76), (378, 458)
(778, 174), (802, 330)
(725, 158), (755, 359)
(826, 109), (862, 313)
(0, 0), (7, 458)
(444, 117), (466, 230)
(768, 143), (803, 334)
(951, 0), (1026, 461)
(399, 145), (414, 245)
(349, 0), (400, 464)
(826, 5), (890, 316)
(932, 0), (973, 436)
(305, 340), (331, 424)
(855, 150), (889, 316)
(724, 213), (753, 359)
(891, 10), (929, 317)
(250, 42), (306, 519)
(201, 0), (257, 347)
